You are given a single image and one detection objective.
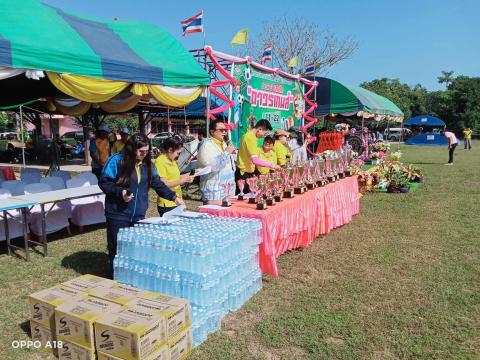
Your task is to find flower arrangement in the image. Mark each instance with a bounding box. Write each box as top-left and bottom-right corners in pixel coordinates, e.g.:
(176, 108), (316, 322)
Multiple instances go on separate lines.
(370, 143), (391, 152)
(388, 151), (402, 161)
(370, 151), (387, 160)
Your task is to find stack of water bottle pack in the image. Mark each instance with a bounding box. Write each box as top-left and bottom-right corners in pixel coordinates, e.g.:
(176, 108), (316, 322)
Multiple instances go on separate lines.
(113, 215), (263, 347)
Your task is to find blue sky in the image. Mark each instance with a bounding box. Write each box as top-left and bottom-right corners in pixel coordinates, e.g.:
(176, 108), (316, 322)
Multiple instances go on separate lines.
(44, 0), (479, 90)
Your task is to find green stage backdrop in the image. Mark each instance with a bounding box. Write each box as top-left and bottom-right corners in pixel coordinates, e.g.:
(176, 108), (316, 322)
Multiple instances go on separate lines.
(230, 64), (305, 147)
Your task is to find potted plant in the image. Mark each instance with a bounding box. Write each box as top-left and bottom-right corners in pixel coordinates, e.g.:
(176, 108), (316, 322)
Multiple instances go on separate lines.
(387, 172), (410, 193)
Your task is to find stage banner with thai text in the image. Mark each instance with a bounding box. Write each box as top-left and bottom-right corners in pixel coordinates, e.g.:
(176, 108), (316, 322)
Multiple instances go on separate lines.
(230, 63), (304, 147)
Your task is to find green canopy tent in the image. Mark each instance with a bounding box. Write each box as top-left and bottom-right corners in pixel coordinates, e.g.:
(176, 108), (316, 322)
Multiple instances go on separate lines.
(0, 0), (210, 167)
(310, 77), (404, 120)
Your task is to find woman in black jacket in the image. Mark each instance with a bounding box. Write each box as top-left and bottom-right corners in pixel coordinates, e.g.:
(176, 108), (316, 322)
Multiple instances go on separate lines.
(99, 133), (184, 277)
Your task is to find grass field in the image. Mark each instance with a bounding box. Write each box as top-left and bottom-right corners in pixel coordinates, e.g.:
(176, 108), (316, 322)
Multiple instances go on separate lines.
(0, 143), (478, 359)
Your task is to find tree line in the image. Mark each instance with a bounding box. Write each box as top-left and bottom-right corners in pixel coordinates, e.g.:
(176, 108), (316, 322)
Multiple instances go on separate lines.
(361, 71), (480, 133)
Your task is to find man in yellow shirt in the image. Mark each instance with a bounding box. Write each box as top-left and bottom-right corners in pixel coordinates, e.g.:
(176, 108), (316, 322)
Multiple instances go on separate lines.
(111, 128), (130, 154)
(257, 136), (277, 174)
(463, 127), (472, 150)
(154, 138), (194, 216)
(236, 119), (278, 193)
(273, 128), (291, 166)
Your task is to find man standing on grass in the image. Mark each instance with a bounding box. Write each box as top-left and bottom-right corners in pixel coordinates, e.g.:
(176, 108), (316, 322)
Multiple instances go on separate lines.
(444, 129), (458, 165)
(463, 127), (472, 150)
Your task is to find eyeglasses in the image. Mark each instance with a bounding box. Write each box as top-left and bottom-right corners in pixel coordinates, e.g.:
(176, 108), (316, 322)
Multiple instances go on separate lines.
(216, 128), (227, 133)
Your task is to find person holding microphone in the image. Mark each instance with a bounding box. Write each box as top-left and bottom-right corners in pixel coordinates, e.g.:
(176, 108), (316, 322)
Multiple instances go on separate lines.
(197, 120), (236, 204)
(99, 133), (184, 277)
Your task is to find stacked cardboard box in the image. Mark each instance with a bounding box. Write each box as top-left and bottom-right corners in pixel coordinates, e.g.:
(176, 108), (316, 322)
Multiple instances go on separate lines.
(28, 274), (192, 360)
(28, 284), (86, 357)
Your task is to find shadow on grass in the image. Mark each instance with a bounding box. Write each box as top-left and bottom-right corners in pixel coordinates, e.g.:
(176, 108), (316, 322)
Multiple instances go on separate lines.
(19, 320), (30, 337)
(61, 251), (108, 277)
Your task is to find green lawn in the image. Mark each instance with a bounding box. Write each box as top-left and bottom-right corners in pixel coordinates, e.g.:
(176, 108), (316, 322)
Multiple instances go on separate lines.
(0, 143), (479, 359)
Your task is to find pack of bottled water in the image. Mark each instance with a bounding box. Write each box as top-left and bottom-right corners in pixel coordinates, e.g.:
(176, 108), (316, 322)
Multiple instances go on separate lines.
(113, 215), (263, 347)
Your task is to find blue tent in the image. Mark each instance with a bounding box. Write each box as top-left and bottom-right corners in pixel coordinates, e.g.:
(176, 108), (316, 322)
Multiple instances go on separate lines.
(405, 132), (448, 146)
(404, 115), (448, 146)
(404, 115), (445, 127)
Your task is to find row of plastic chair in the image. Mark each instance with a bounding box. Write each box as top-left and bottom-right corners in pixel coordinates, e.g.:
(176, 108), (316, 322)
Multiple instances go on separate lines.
(0, 172), (105, 240)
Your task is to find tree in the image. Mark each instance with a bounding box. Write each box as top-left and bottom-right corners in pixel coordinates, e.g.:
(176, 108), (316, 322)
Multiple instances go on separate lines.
(437, 70), (454, 88)
(360, 78), (415, 120)
(0, 112), (16, 132)
(239, 16), (357, 74)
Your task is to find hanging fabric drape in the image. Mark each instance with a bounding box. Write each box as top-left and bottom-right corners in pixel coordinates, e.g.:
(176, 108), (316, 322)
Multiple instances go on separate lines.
(47, 72), (130, 102)
(148, 85), (202, 107)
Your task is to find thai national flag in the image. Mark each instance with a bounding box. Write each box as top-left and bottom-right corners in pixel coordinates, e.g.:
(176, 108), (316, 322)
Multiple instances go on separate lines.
(304, 61), (315, 76)
(261, 45), (272, 64)
(181, 11), (203, 36)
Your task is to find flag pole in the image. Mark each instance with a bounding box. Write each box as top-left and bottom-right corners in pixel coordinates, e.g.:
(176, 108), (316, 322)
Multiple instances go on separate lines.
(202, 10), (206, 49)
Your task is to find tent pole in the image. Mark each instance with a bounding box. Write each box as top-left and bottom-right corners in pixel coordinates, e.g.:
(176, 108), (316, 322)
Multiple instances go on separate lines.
(227, 63), (235, 142)
(19, 106), (26, 168)
(361, 113), (366, 157)
(206, 87), (211, 138)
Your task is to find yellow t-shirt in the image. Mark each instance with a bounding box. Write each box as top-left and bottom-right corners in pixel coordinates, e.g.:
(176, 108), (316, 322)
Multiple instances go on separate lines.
(237, 130), (260, 174)
(257, 150), (277, 175)
(463, 130), (472, 139)
(154, 154), (182, 207)
(273, 141), (291, 166)
(111, 140), (125, 154)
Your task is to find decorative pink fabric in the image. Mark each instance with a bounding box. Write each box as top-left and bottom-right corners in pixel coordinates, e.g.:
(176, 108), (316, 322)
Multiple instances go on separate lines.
(200, 176), (360, 276)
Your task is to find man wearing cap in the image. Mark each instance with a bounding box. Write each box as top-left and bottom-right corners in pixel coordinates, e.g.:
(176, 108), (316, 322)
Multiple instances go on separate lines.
(111, 128), (130, 154)
(273, 129), (291, 166)
(89, 124), (111, 179)
(236, 119), (279, 193)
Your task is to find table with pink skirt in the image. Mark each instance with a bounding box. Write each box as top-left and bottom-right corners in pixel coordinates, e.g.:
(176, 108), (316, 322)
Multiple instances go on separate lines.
(200, 175), (360, 276)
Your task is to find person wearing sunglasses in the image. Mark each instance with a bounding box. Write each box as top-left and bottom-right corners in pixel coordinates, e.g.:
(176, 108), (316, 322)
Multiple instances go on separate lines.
(197, 119), (236, 204)
(99, 133), (184, 278)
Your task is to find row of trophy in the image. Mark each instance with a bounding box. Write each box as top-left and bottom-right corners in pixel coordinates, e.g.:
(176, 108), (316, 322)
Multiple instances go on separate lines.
(236, 152), (352, 210)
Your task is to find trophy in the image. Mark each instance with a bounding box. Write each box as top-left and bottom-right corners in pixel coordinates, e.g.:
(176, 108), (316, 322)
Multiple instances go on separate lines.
(306, 160), (316, 190)
(274, 172), (283, 202)
(237, 179), (246, 200)
(256, 176), (267, 210)
(326, 159), (335, 183)
(246, 177), (257, 204)
(294, 162), (305, 194)
(283, 165), (294, 198)
(222, 183), (231, 207)
(266, 175), (276, 206)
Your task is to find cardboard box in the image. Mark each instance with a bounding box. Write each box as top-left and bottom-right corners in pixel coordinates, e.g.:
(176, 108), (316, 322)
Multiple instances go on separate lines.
(57, 337), (96, 360)
(28, 285), (86, 328)
(61, 274), (117, 293)
(98, 343), (169, 360)
(55, 296), (122, 349)
(136, 293), (191, 339)
(168, 326), (192, 360)
(90, 283), (148, 306)
(30, 319), (58, 356)
(94, 305), (167, 360)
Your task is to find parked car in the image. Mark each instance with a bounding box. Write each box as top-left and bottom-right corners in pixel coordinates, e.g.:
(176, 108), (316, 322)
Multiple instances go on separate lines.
(384, 128), (411, 141)
(61, 131), (85, 143)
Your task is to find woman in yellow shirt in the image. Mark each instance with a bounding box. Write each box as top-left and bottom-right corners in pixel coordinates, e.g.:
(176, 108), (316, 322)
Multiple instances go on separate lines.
(154, 138), (194, 216)
(256, 136), (277, 175)
(273, 129), (291, 166)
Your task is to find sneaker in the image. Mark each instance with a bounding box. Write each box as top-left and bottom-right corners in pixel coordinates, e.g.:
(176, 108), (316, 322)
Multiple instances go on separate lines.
(444, 163), (453, 166)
